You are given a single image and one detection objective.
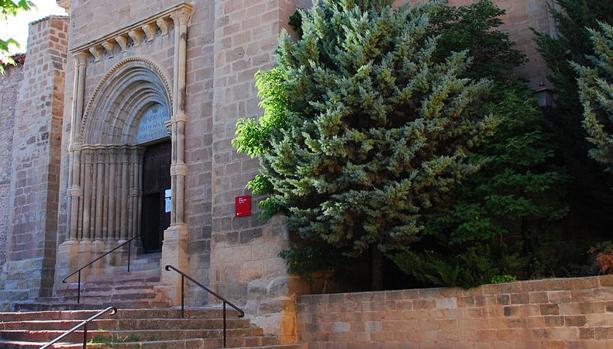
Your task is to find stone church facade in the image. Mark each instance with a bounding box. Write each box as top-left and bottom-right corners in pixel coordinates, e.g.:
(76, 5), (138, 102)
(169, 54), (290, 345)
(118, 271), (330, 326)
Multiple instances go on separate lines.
(0, 0), (555, 339)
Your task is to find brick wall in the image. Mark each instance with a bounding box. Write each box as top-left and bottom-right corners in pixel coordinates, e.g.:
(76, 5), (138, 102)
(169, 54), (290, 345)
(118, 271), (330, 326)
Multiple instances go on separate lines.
(297, 275), (613, 349)
(0, 16), (68, 307)
(0, 63), (24, 269)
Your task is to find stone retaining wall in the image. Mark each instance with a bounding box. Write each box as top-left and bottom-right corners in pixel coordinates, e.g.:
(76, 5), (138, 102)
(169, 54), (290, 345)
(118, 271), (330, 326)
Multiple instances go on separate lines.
(297, 275), (613, 349)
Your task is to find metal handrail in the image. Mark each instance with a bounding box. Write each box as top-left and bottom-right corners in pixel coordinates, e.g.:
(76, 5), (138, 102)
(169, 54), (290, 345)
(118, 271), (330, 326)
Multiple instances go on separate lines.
(164, 265), (245, 348)
(62, 236), (139, 304)
(39, 306), (117, 349)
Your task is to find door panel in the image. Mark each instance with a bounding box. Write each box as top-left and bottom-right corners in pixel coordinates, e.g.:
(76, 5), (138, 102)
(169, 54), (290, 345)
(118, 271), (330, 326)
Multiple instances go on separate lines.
(140, 140), (171, 253)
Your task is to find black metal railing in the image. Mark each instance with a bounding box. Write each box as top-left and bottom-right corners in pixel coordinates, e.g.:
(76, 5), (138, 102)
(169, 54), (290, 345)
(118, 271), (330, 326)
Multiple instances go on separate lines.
(39, 306), (117, 349)
(62, 236), (139, 304)
(164, 265), (245, 348)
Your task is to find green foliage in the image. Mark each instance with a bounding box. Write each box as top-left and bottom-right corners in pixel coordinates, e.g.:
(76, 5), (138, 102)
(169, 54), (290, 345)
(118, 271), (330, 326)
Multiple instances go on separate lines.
(574, 22), (613, 171)
(392, 82), (569, 288)
(0, 0), (33, 73)
(428, 0), (525, 81)
(534, 0), (613, 116)
(386, 1), (569, 288)
(591, 240), (613, 254)
(234, 0), (497, 265)
(279, 243), (342, 275)
(534, 0), (613, 245)
(490, 274), (517, 284)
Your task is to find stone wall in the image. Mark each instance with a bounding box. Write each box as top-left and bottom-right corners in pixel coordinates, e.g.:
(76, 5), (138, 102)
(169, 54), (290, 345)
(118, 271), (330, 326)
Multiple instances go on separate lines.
(0, 16), (68, 307)
(0, 61), (24, 269)
(297, 275), (613, 349)
(209, 0), (297, 341)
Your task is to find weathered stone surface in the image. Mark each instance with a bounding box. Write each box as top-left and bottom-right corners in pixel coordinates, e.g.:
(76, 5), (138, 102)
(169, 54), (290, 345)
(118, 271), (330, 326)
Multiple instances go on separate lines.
(0, 61), (23, 270)
(297, 275), (613, 348)
(0, 16), (68, 308)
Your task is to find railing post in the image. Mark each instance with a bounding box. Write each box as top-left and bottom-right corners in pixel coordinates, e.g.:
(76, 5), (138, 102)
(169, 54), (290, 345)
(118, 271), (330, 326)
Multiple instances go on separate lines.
(181, 274), (185, 319)
(77, 270), (81, 305)
(127, 239), (131, 273)
(82, 323), (87, 348)
(223, 301), (227, 348)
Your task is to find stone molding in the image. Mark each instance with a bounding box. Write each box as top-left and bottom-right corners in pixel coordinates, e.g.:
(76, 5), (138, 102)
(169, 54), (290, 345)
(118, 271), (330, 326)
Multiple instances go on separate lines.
(79, 56), (173, 144)
(70, 3), (193, 62)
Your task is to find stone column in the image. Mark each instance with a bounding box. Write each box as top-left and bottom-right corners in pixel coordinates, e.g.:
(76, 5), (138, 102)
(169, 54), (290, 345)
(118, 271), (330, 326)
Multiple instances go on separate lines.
(161, 6), (192, 303)
(68, 52), (88, 240)
(82, 148), (92, 239)
(94, 148), (104, 240)
(102, 148), (110, 240)
(120, 146), (129, 241)
(170, 7), (191, 226)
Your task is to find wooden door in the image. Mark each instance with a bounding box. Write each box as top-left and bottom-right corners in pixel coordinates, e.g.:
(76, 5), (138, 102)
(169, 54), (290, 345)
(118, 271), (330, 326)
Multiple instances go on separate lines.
(140, 140), (171, 252)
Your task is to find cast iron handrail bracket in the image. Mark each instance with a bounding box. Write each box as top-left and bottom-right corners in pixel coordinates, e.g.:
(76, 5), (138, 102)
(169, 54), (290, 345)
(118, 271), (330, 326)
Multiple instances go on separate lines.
(164, 264), (245, 348)
(39, 306), (117, 349)
(62, 236), (139, 304)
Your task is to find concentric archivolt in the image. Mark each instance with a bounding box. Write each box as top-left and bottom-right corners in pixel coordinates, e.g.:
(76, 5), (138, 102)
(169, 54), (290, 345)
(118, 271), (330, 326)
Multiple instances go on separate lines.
(80, 56), (173, 144)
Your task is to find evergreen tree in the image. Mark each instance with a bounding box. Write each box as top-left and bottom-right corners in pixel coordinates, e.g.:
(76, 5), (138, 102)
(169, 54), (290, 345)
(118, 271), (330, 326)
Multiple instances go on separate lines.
(575, 22), (613, 171)
(535, 0), (613, 240)
(233, 0), (497, 286)
(390, 1), (569, 288)
(391, 83), (569, 287)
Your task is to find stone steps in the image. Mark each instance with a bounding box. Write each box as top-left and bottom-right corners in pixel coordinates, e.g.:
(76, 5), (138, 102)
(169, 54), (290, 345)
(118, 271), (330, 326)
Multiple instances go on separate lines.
(0, 339), (307, 349)
(13, 269), (170, 312)
(0, 264), (303, 349)
(0, 308), (301, 349)
(0, 328), (263, 342)
(1, 318), (252, 330)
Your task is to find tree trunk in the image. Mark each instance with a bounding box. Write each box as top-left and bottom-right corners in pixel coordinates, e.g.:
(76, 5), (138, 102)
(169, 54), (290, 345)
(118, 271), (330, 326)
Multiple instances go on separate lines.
(370, 246), (384, 290)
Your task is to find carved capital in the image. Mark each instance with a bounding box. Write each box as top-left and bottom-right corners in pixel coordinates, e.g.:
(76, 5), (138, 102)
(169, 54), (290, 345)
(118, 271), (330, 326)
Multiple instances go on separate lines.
(73, 51), (89, 66)
(170, 7), (192, 29)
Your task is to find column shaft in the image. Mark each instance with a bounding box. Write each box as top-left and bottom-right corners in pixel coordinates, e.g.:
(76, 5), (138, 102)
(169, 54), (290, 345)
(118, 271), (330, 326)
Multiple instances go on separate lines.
(82, 150), (92, 239)
(108, 149), (116, 240)
(94, 150), (104, 240)
(120, 148), (129, 240)
(68, 52), (88, 240)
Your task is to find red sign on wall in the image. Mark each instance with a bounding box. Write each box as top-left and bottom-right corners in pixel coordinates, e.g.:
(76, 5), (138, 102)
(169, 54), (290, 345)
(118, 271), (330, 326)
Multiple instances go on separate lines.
(235, 195), (251, 217)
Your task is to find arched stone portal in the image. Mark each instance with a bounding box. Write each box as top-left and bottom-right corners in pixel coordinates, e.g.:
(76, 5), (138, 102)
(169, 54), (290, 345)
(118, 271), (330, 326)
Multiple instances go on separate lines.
(67, 57), (172, 245)
(59, 5), (192, 302)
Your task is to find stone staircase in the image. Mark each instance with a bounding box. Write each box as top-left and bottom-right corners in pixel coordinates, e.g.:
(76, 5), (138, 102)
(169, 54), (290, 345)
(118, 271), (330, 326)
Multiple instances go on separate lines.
(0, 254), (303, 349)
(12, 254), (169, 312)
(0, 308), (304, 348)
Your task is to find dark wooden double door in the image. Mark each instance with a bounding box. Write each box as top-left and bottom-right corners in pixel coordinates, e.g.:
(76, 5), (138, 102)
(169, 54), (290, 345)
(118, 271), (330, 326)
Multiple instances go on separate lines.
(141, 140), (171, 253)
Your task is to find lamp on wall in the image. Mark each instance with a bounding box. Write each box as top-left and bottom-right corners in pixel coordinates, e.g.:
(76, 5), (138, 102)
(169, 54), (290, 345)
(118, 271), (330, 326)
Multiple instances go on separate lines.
(535, 81), (554, 108)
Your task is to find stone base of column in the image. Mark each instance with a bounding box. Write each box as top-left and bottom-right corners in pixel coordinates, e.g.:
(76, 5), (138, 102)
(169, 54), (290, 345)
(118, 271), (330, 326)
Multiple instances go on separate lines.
(54, 240), (81, 291)
(159, 223), (189, 304)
